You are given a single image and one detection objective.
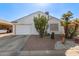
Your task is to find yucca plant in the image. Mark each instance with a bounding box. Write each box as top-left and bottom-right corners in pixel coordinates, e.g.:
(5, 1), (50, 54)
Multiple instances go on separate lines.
(61, 11), (73, 38)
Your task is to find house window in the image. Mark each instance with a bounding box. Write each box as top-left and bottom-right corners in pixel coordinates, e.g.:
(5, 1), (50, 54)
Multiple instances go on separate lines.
(50, 24), (59, 31)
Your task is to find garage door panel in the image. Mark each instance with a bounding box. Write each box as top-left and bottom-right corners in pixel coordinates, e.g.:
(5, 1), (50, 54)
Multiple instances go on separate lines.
(16, 25), (31, 35)
(31, 25), (38, 35)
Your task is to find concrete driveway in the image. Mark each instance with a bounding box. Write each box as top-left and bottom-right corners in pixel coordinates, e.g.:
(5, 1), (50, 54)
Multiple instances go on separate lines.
(0, 35), (29, 56)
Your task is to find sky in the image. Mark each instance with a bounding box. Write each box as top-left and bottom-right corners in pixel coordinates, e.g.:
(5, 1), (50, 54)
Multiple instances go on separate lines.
(0, 3), (79, 21)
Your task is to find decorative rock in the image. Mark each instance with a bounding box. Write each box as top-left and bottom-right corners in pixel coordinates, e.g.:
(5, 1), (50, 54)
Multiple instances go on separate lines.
(65, 46), (79, 56)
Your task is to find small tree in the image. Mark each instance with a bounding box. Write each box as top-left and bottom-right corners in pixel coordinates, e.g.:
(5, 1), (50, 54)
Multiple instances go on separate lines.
(61, 11), (73, 38)
(69, 18), (79, 38)
(61, 18), (79, 39)
(34, 14), (48, 38)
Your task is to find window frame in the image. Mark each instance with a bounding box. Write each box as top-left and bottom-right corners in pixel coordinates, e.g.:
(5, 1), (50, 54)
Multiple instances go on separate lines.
(50, 23), (59, 32)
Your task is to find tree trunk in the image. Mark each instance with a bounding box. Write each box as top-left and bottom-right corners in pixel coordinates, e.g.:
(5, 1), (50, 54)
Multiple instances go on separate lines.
(64, 18), (69, 39)
(65, 25), (69, 38)
(39, 32), (44, 38)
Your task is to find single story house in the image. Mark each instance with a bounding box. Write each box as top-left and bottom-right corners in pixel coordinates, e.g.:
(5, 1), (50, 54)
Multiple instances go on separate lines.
(12, 11), (64, 35)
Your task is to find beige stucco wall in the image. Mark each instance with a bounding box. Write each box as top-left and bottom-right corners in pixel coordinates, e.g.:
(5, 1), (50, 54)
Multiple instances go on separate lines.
(12, 11), (64, 35)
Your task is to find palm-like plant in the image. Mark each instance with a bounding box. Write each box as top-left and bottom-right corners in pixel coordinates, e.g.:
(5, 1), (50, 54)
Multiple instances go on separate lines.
(61, 11), (73, 38)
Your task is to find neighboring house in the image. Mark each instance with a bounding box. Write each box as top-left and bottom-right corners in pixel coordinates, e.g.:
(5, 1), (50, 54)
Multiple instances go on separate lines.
(0, 19), (13, 33)
(12, 11), (64, 35)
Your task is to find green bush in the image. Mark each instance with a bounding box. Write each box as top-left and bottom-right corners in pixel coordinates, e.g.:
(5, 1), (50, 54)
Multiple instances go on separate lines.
(34, 14), (48, 38)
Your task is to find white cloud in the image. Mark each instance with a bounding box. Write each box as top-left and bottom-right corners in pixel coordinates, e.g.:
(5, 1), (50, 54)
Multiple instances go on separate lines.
(34, 3), (49, 7)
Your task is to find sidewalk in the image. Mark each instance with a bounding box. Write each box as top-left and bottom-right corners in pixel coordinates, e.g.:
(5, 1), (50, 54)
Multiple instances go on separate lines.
(0, 33), (14, 38)
(18, 50), (66, 56)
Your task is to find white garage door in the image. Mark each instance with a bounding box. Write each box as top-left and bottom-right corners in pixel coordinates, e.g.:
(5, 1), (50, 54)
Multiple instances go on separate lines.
(15, 25), (32, 35)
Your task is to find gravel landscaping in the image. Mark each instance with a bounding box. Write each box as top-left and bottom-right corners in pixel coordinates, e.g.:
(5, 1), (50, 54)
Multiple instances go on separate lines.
(55, 40), (77, 50)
